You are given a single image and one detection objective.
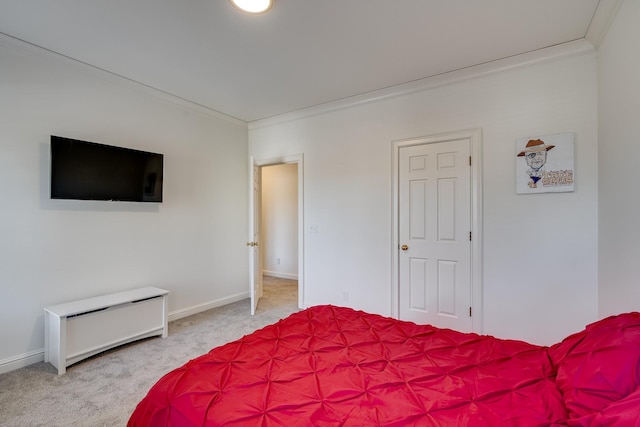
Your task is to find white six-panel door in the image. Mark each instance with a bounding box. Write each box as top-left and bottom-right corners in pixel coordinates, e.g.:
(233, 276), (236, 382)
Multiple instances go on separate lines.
(398, 138), (472, 331)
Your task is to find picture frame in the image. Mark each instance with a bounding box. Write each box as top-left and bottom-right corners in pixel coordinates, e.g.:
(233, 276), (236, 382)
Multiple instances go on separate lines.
(516, 132), (574, 194)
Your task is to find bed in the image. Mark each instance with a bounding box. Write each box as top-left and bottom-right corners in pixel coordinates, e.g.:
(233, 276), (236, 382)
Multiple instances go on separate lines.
(128, 305), (640, 426)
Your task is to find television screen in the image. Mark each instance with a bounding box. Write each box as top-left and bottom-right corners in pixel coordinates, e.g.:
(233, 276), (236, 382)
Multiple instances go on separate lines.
(50, 136), (163, 202)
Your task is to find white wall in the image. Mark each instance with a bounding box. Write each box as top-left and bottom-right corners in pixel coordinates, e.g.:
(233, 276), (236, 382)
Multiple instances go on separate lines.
(598, 0), (640, 317)
(249, 49), (599, 345)
(1, 19), (616, 372)
(0, 35), (249, 371)
(261, 164), (298, 279)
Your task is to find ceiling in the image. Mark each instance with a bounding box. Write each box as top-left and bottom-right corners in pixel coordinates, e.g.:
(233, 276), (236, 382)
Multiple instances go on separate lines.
(0, 0), (614, 123)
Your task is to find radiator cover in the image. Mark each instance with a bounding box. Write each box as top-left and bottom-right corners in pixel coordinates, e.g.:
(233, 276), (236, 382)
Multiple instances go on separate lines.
(44, 287), (169, 375)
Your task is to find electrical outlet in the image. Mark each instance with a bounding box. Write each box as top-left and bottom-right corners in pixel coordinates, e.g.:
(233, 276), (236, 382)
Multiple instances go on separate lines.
(342, 290), (349, 302)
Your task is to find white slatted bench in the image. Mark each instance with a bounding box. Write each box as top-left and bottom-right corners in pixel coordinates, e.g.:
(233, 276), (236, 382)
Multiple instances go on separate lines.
(44, 287), (169, 375)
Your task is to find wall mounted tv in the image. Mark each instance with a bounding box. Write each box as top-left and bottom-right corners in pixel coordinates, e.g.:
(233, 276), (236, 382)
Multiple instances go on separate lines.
(50, 136), (163, 202)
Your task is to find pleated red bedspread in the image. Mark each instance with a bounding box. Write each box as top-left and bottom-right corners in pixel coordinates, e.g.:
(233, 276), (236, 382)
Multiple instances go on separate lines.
(129, 306), (640, 427)
(128, 306), (640, 426)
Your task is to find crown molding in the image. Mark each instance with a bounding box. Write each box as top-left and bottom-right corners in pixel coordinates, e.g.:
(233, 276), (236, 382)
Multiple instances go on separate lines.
(1, 29), (599, 133)
(0, 32), (248, 129)
(585, 0), (623, 49)
(249, 39), (596, 131)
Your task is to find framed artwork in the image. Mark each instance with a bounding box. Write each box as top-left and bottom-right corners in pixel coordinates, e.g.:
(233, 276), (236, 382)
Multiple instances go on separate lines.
(516, 132), (574, 194)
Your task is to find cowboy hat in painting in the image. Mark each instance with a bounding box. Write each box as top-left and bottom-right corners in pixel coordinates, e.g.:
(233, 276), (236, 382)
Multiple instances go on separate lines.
(517, 139), (555, 157)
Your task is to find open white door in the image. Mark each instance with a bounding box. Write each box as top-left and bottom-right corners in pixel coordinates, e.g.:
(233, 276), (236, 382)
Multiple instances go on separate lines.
(248, 158), (263, 315)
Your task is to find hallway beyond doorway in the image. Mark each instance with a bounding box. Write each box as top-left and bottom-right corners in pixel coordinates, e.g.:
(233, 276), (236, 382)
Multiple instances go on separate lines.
(257, 275), (298, 314)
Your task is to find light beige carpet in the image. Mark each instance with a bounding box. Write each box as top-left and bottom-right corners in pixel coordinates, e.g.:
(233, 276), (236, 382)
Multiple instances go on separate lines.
(0, 278), (298, 426)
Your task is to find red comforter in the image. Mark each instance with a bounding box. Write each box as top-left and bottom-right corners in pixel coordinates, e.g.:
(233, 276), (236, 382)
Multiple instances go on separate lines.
(129, 306), (640, 426)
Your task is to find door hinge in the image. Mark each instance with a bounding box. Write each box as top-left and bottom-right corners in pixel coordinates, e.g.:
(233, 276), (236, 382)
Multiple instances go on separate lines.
(469, 307), (472, 317)
(469, 231), (472, 241)
(469, 156), (472, 166)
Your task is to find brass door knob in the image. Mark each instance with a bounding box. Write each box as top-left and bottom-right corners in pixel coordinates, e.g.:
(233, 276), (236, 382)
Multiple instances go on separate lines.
(401, 244), (409, 251)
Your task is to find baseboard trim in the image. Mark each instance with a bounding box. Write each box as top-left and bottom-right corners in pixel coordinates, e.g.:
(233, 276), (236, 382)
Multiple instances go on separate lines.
(0, 349), (45, 375)
(263, 271), (298, 280)
(1, 292), (250, 375)
(167, 291), (250, 322)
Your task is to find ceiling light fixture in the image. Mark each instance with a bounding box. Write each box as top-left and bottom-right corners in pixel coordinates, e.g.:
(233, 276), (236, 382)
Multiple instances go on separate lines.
(230, 0), (273, 14)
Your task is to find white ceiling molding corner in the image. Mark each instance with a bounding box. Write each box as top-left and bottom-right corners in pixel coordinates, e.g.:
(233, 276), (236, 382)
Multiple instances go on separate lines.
(586, 0), (624, 48)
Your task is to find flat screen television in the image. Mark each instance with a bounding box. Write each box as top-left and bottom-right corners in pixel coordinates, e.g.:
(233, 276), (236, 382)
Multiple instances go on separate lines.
(50, 136), (163, 202)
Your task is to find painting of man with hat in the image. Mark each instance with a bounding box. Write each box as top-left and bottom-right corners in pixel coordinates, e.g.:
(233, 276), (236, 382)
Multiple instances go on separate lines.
(517, 139), (555, 188)
(516, 133), (574, 194)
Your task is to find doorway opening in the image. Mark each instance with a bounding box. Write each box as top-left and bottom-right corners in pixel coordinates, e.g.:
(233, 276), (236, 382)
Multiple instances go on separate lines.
(250, 154), (304, 314)
(261, 163), (299, 309)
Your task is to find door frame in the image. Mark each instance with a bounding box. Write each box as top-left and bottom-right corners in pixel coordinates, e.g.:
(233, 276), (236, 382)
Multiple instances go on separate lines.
(391, 129), (483, 332)
(250, 154), (305, 310)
